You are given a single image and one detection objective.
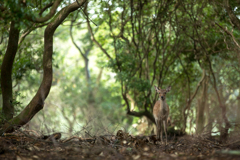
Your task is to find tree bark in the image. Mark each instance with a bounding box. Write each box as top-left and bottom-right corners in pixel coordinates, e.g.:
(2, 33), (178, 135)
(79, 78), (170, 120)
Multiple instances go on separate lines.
(1, 21), (20, 121)
(0, 0), (86, 134)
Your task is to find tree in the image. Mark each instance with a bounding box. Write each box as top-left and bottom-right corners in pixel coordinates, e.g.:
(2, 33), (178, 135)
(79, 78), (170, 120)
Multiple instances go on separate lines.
(0, 0), (87, 134)
(86, 0), (240, 141)
(87, 0), (181, 125)
(1, 0), (240, 143)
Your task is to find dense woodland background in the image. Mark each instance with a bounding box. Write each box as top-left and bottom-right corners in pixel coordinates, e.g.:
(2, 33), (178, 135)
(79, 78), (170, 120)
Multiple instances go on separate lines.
(1, 0), (240, 143)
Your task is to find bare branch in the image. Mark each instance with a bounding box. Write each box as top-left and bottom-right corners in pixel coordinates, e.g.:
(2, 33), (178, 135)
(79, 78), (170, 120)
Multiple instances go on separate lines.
(87, 19), (112, 59)
(70, 20), (87, 60)
(215, 22), (240, 50)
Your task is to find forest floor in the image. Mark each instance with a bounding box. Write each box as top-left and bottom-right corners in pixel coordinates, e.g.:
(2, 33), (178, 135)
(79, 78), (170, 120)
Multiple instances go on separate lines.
(1, 129), (240, 160)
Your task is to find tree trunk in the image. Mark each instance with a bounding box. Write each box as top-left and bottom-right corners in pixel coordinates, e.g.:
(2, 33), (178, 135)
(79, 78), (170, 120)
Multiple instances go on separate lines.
(182, 69), (205, 132)
(208, 58), (230, 143)
(1, 21), (20, 121)
(236, 87), (240, 131)
(0, 0), (86, 134)
(224, 0), (240, 133)
(205, 95), (212, 137)
(196, 75), (208, 134)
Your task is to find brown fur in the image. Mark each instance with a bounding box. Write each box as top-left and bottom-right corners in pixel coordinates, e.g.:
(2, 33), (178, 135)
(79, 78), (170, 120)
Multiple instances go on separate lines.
(153, 86), (171, 144)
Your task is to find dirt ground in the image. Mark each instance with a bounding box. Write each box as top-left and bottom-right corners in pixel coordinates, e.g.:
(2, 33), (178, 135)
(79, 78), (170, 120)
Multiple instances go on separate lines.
(1, 130), (240, 160)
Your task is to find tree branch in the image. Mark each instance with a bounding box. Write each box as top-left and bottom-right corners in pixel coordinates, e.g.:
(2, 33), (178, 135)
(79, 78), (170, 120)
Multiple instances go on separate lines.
(224, 0), (240, 31)
(27, 0), (62, 23)
(70, 18), (91, 83)
(87, 19), (112, 59)
(127, 110), (156, 124)
(18, 23), (49, 46)
(215, 22), (240, 50)
(39, 2), (54, 16)
(70, 20), (87, 60)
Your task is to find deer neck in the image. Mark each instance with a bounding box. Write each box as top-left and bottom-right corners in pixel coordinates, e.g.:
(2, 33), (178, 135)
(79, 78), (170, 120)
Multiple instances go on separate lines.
(160, 99), (167, 111)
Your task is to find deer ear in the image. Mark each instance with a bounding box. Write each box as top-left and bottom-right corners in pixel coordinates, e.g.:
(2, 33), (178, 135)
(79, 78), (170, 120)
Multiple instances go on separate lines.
(166, 86), (171, 92)
(154, 85), (159, 91)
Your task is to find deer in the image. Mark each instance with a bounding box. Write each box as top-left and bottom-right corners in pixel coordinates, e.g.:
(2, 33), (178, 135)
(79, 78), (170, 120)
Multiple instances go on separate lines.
(153, 85), (171, 145)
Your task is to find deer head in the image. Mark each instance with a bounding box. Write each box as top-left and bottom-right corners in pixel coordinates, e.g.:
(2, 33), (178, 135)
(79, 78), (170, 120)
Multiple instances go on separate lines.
(154, 86), (171, 101)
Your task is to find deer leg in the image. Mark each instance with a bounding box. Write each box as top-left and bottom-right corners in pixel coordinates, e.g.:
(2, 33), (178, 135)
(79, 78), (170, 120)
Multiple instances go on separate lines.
(163, 119), (167, 145)
(155, 120), (158, 140)
(159, 120), (163, 143)
(156, 120), (160, 140)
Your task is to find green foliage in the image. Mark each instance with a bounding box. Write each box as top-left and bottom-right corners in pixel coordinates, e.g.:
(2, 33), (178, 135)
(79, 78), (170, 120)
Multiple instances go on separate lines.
(88, 0), (240, 134)
(1, 0), (240, 136)
(12, 92), (26, 115)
